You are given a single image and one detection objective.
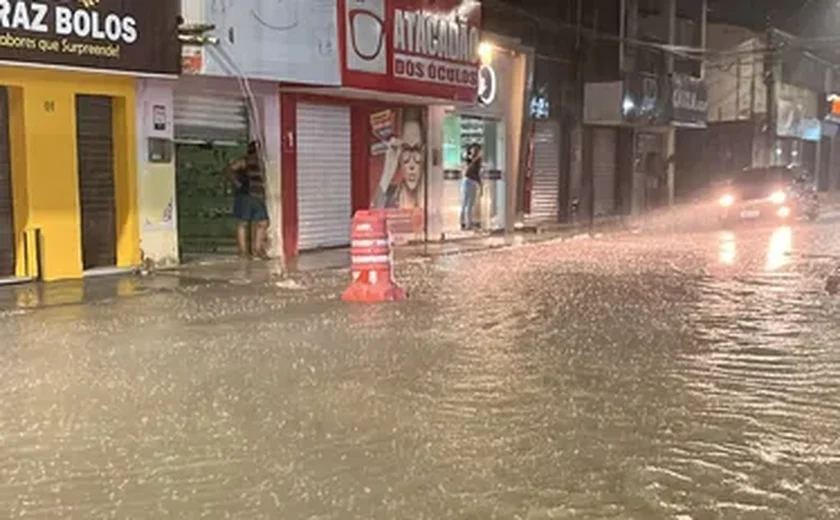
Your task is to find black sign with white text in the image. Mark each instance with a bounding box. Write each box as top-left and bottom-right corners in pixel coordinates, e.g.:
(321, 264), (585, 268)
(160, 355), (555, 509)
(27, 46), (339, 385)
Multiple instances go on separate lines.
(0, 0), (179, 75)
(670, 73), (708, 127)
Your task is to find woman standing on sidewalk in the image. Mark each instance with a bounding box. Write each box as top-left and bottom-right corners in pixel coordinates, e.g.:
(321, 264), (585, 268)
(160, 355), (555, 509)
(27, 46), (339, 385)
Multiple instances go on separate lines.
(226, 141), (270, 259)
(461, 143), (483, 230)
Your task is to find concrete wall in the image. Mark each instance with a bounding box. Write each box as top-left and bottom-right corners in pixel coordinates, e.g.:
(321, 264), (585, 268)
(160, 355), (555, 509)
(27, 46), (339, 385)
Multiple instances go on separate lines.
(136, 79), (178, 267)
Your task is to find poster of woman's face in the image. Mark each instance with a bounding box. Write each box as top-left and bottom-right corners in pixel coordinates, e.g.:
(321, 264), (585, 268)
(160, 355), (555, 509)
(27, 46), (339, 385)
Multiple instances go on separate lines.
(398, 115), (425, 204)
(369, 107), (427, 211)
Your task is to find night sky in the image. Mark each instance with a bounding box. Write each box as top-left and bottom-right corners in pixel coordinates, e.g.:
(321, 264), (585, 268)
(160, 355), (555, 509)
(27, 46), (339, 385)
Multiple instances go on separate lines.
(708, 0), (836, 34)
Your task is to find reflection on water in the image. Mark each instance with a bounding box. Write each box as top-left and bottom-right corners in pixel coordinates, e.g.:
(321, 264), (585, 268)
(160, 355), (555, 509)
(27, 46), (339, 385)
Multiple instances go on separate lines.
(718, 226), (793, 271)
(719, 231), (736, 265)
(766, 226), (792, 271)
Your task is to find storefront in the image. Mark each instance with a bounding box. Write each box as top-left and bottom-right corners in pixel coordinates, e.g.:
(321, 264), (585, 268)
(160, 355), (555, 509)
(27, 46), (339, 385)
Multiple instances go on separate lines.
(0, 86), (12, 279)
(135, 0), (341, 267)
(438, 36), (531, 237)
(527, 117), (562, 223)
(523, 60), (567, 225)
(280, 0), (482, 258)
(585, 72), (708, 215)
(136, 76), (281, 263)
(0, 0), (179, 281)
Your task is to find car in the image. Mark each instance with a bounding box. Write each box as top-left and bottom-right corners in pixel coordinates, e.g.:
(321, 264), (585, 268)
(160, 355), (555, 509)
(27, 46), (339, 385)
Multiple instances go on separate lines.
(717, 165), (819, 226)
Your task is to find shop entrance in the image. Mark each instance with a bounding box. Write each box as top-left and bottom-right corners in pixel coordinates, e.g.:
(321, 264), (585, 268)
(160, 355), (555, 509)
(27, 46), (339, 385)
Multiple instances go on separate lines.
(174, 92), (250, 259)
(442, 113), (506, 234)
(175, 142), (246, 256)
(76, 94), (117, 271)
(529, 120), (562, 222)
(0, 87), (14, 278)
(296, 102), (352, 250)
(592, 127), (618, 217)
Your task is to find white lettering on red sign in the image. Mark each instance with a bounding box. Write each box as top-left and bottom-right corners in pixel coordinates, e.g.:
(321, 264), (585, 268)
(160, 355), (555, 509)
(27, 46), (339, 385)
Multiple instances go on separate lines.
(392, 8), (479, 87)
(394, 53), (478, 87)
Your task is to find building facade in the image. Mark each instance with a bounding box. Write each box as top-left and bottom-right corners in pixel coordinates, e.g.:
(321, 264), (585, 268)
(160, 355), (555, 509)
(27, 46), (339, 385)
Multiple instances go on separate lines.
(137, 0), (343, 268)
(583, 0), (708, 215)
(701, 24), (840, 194)
(0, 0), (180, 282)
(278, 0), (520, 260)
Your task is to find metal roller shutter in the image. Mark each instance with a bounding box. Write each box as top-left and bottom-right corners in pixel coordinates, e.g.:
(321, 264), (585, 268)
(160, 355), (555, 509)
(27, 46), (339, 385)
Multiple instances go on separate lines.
(174, 92), (249, 143)
(296, 103), (352, 250)
(174, 91), (249, 256)
(530, 120), (561, 221)
(592, 127), (617, 217)
(0, 87), (13, 277)
(76, 95), (116, 270)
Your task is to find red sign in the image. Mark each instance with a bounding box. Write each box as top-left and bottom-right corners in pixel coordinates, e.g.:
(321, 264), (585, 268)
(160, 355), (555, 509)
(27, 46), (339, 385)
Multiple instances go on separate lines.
(339, 0), (481, 103)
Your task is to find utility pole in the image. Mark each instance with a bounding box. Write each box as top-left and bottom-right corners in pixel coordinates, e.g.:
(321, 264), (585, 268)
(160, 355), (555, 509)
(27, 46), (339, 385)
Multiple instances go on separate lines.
(764, 20), (777, 166)
(588, 8), (598, 230)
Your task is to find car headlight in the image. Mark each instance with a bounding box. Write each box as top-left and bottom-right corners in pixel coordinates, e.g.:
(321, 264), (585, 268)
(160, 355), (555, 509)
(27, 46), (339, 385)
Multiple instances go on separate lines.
(770, 191), (786, 204)
(719, 194), (735, 207)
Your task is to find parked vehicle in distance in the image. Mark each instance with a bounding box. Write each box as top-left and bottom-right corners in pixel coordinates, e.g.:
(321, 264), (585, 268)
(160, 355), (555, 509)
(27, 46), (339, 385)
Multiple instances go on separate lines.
(718, 165), (819, 226)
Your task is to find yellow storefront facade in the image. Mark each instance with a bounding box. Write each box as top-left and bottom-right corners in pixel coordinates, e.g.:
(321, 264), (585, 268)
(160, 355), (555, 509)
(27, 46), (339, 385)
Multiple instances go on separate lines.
(1, 66), (138, 281)
(0, 0), (180, 282)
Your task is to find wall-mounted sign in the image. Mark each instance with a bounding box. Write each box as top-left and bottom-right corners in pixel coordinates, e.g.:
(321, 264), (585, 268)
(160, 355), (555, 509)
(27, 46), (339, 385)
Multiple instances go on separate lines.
(777, 98), (804, 138)
(203, 0), (340, 85)
(670, 73), (708, 127)
(826, 94), (840, 124)
(478, 64), (496, 105)
(622, 73), (669, 125)
(801, 118), (822, 141)
(530, 92), (549, 119)
(0, 0), (179, 75)
(341, 0), (482, 102)
(152, 104), (166, 131)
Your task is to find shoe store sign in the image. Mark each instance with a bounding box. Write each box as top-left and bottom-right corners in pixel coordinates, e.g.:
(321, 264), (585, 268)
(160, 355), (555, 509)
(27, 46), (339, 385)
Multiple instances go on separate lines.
(0, 0), (179, 75)
(342, 0), (481, 102)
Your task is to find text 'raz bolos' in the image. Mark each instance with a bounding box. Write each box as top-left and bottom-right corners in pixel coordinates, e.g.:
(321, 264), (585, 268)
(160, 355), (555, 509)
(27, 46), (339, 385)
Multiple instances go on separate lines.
(0, 0), (138, 44)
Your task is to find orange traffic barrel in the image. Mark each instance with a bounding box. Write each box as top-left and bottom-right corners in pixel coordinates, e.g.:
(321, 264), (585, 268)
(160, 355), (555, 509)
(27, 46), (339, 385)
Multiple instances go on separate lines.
(342, 210), (407, 303)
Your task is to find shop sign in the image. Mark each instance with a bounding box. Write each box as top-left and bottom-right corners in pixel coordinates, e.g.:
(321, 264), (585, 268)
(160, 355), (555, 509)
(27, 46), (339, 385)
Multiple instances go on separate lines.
(801, 118), (821, 142)
(529, 91), (550, 119)
(342, 0), (481, 102)
(0, 0), (179, 75)
(201, 0), (340, 85)
(477, 64), (496, 105)
(622, 73), (669, 125)
(777, 98), (804, 138)
(825, 94), (840, 124)
(670, 74), (707, 127)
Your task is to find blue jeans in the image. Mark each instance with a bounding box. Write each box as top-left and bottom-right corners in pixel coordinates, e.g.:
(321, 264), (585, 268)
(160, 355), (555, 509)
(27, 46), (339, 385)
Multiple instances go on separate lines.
(460, 178), (480, 229)
(233, 194), (269, 222)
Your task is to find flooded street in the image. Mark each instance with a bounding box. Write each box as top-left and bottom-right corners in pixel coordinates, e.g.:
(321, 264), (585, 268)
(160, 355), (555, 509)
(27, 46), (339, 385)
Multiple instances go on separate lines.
(2, 217), (840, 519)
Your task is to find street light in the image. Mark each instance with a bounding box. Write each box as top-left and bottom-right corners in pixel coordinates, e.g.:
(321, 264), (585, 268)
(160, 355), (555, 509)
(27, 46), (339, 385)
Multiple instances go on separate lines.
(478, 42), (494, 63)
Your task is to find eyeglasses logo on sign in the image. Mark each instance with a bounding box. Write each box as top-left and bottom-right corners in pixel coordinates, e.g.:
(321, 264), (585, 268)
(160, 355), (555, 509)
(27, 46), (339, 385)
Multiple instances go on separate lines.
(0, 0), (138, 56)
(346, 0), (387, 74)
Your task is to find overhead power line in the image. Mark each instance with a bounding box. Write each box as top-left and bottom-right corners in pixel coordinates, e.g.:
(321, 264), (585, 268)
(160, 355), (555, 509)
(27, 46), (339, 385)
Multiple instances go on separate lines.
(486, 0), (840, 65)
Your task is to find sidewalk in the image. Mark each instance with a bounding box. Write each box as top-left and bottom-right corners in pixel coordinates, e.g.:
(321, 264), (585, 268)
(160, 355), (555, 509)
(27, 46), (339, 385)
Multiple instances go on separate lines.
(6, 191), (840, 312)
(0, 221), (623, 312)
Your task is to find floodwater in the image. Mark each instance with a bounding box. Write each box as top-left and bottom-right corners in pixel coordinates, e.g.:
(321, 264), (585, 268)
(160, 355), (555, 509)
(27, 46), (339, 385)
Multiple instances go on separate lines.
(2, 218), (840, 519)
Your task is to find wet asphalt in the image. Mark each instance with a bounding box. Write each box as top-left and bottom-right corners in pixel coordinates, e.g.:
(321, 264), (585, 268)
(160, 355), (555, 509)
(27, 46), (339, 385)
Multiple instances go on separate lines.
(2, 210), (840, 519)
